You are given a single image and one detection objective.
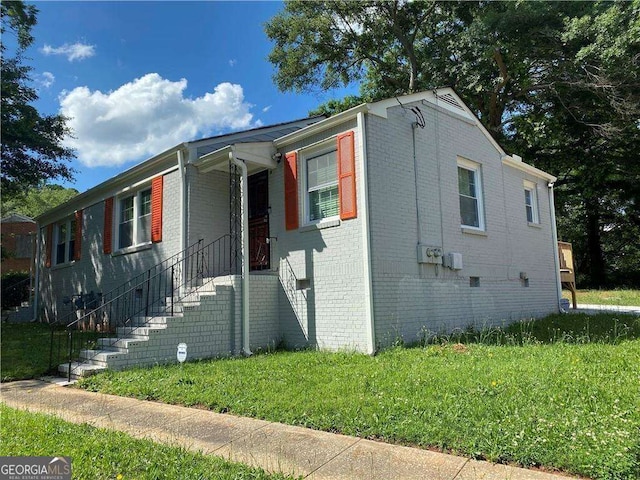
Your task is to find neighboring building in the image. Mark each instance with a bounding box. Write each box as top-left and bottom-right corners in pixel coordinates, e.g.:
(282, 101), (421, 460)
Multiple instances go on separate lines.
(1, 214), (36, 273)
(35, 89), (562, 376)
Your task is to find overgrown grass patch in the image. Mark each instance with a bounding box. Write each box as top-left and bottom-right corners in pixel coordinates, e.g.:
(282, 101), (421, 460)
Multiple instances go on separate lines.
(0, 405), (296, 480)
(563, 289), (640, 306)
(79, 313), (640, 480)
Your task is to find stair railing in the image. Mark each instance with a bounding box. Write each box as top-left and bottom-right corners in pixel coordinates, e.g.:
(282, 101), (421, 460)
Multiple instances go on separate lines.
(49, 235), (234, 380)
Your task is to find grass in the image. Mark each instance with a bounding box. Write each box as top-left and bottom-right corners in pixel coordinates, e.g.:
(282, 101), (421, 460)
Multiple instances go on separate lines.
(0, 405), (295, 480)
(1, 322), (103, 382)
(79, 313), (640, 480)
(562, 289), (640, 306)
(1, 322), (60, 382)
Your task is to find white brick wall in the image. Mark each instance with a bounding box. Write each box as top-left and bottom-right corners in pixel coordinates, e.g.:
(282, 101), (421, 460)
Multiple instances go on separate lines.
(38, 170), (182, 323)
(272, 118), (370, 351)
(365, 102), (558, 346)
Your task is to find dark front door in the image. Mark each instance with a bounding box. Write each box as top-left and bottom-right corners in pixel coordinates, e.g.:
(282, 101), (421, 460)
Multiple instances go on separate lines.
(248, 170), (270, 271)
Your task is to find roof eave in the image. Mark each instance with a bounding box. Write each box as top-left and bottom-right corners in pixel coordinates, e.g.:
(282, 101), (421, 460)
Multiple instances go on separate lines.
(36, 144), (185, 225)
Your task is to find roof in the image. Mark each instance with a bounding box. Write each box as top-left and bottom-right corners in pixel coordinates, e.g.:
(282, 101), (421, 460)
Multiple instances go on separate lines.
(1, 213), (36, 224)
(36, 116), (324, 224)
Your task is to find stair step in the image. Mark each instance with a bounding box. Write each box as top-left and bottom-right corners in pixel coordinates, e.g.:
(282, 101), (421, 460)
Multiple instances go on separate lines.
(58, 361), (106, 379)
(130, 316), (171, 327)
(97, 337), (149, 349)
(117, 325), (167, 337)
(79, 349), (124, 365)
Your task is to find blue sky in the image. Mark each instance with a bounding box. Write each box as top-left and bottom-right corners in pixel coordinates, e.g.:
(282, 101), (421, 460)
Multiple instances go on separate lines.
(23, 1), (358, 193)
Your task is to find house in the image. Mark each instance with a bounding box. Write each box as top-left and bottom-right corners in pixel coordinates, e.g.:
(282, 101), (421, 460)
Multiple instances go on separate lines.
(35, 89), (562, 377)
(1, 213), (36, 273)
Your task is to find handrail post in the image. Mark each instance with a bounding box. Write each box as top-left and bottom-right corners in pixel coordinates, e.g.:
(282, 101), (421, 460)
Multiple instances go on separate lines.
(145, 269), (151, 317)
(67, 330), (73, 382)
(171, 265), (174, 317)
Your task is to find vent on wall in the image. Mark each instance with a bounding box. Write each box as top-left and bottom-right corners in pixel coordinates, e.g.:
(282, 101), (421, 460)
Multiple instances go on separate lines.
(470, 277), (480, 288)
(437, 93), (466, 112)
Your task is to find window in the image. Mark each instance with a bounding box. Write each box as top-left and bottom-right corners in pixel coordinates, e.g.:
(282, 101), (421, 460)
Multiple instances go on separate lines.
(305, 147), (339, 222)
(117, 187), (152, 249)
(54, 219), (76, 264)
(524, 181), (539, 224)
(457, 159), (485, 230)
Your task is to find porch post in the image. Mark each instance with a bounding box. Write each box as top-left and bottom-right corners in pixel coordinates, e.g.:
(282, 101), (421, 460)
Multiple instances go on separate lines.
(229, 152), (252, 356)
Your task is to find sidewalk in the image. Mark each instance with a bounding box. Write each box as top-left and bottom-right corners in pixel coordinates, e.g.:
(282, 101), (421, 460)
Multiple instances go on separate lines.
(1, 379), (576, 480)
(571, 304), (640, 315)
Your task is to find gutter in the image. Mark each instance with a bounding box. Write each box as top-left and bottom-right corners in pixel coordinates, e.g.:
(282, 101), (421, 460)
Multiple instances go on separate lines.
(548, 182), (564, 312)
(229, 152), (252, 356)
(357, 112), (376, 354)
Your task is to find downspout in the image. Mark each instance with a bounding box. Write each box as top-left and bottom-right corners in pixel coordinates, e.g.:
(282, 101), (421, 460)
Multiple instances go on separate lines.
(178, 150), (187, 254)
(548, 182), (563, 312)
(32, 223), (41, 322)
(357, 111), (376, 354)
(229, 152), (252, 356)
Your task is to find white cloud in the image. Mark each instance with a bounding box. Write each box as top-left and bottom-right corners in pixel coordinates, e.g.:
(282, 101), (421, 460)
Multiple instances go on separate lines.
(36, 71), (55, 89)
(262, 105), (272, 113)
(42, 42), (96, 61)
(228, 59), (237, 67)
(59, 73), (258, 167)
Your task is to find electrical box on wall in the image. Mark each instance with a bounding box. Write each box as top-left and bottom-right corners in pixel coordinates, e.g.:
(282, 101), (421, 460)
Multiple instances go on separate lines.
(443, 252), (463, 270)
(417, 245), (443, 264)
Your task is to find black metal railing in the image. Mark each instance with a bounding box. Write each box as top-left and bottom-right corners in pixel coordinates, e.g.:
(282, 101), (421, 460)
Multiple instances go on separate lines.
(49, 235), (234, 380)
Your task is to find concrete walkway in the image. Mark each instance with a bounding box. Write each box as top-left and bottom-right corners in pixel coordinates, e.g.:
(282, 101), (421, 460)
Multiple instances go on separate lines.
(1, 379), (577, 480)
(571, 304), (640, 315)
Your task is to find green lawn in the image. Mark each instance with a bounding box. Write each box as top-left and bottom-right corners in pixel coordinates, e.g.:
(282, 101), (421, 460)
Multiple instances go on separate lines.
(1, 322), (60, 382)
(79, 313), (640, 480)
(1, 322), (103, 382)
(0, 405), (295, 480)
(563, 289), (640, 306)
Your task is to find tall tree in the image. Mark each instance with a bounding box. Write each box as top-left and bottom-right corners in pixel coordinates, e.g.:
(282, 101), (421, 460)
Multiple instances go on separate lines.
(266, 0), (640, 287)
(1, 1), (75, 196)
(1, 183), (79, 218)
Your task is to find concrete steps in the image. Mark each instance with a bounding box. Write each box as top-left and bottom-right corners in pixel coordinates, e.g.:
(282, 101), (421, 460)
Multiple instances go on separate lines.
(57, 281), (228, 379)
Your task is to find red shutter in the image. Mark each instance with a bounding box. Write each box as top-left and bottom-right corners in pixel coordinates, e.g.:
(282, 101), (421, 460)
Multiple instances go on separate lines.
(103, 197), (113, 254)
(151, 176), (163, 243)
(45, 224), (53, 268)
(284, 152), (299, 230)
(74, 209), (83, 261)
(337, 131), (357, 220)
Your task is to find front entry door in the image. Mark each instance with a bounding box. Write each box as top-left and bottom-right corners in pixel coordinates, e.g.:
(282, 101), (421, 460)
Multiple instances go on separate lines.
(248, 171), (270, 271)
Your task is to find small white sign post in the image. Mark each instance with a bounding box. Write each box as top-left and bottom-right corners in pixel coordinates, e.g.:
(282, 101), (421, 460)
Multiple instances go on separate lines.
(177, 343), (187, 364)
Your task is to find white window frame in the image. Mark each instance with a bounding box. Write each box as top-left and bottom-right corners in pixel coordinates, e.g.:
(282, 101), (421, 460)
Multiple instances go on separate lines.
(54, 218), (76, 265)
(302, 141), (340, 225)
(524, 180), (539, 224)
(115, 186), (152, 251)
(457, 157), (485, 231)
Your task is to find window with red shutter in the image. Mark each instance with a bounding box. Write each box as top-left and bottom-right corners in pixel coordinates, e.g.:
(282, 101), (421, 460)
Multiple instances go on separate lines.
(337, 131), (357, 220)
(284, 152), (299, 230)
(45, 224), (53, 268)
(74, 210), (83, 261)
(103, 197), (114, 254)
(151, 176), (163, 243)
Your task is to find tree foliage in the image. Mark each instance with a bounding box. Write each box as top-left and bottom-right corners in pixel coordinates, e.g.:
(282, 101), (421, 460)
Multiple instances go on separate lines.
(1, 1), (75, 196)
(266, 0), (640, 287)
(1, 183), (79, 219)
